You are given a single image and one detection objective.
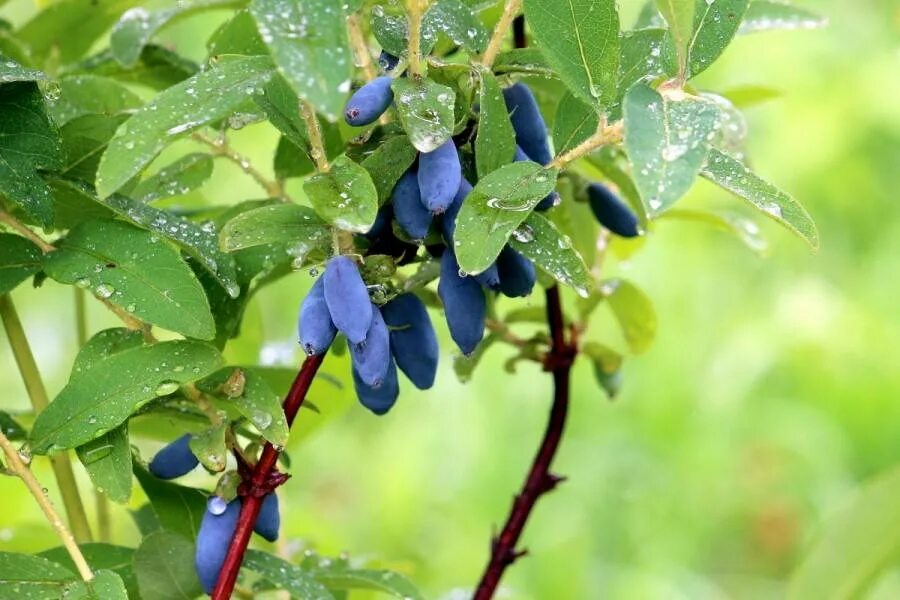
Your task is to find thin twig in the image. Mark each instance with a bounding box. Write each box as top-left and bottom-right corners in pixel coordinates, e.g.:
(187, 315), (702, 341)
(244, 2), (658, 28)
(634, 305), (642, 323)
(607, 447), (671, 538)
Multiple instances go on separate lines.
(473, 286), (575, 599)
(485, 318), (529, 348)
(299, 101), (330, 173)
(346, 12), (378, 81)
(0, 430), (94, 581)
(406, 0), (430, 77)
(481, 0), (523, 69)
(0, 294), (94, 543)
(0, 209), (55, 253)
(211, 353), (327, 600)
(191, 132), (284, 198)
(549, 120), (623, 170)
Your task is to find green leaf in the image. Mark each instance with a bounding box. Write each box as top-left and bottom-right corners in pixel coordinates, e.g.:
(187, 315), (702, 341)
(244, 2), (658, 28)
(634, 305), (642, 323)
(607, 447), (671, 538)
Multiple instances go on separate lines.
(243, 550), (334, 600)
(623, 83), (719, 214)
(16, 0), (141, 65)
(30, 340), (223, 452)
(47, 75), (143, 127)
(0, 551), (75, 598)
(360, 135), (419, 204)
(221, 203), (330, 255)
(134, 466), (207, 540)
(313, 567), (424, 600)
(256, 74), (309, 148)
(475, 67), (517, 178)
(701, 149), (818, 249)
(688, 0), (749, 77)
(250, 0), (351, 122)
(0, 234), (41, 295)
(492, 48), (556, 78)
(76, 425), (133, 503)
(0, 56), (47, 83)
(523, 0), (619, 108)
(65, 570), (129, 600)
(111, 1), (242, 68)
(371, 10), (437, 57)
(42, 219), (218, 338)
(0, 411), (26, 440)
(654, 0), (695, 77)
(508, 212), (591, 297)
(616, 28), (668, 115)
(188, 422), (227, 472)
(131, 153), (214, 203)
(95, 55), (274, 198)
(197, 367), (289, 447)
(739, 1), (827, 34)
(603, 278), (657, 353)
(455, 161), (559, 275)
(208, 10), (267, 56)
(38, 544), (138, 599)
(425, 0), (489, 52)
(660, 208), (768, 255)
(552, 92), (599, 156)
(391, 77), (456, 153)
(303, 155), (378, 233)
(72, 45), (198, 91)
(133, 531), (203, 600)
(582, 341), (624, 398)
(789, 467), (900, 600)
(0, 82), (65, 226)
(59, 114), (129, 183)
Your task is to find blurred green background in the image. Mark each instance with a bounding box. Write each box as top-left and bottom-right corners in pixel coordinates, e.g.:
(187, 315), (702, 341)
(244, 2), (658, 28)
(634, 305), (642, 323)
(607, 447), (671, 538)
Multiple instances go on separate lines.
(1, 0), (899, 598)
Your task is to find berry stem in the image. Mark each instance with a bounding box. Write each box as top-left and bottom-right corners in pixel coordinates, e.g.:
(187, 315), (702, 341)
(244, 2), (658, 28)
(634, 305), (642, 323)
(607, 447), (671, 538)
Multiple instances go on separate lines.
(481, 0), (523, 70)
(346, 11), (378, 82)
(0, 293), (94, 544)
(211, 352), (327, 600)
(406, 0), (430, 77)
(0, 428), (95, 582)
(299, 100), (331, 173)
(471, 286), (575, 599)
(549, 120), (624, 170)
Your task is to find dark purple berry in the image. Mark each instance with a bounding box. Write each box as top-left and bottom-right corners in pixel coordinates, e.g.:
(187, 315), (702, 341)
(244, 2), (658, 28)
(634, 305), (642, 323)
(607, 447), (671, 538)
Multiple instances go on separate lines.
(418, 139), (461, 214)
(437, 249), (486, 355)
(475, 262), (501, 291)
(345, 76), (394, 126)
(392, 169), (432, 240)
(503, 83), (553, 166)
(364, 205), (393, 240)
(354, 359), (400, 415)
(298, 276), (337, 356)
(381, 294), (439, 390)
(378, 51), (399, 73)
(195, 497), (240, 593)
(253, 493), (280, 542)
(148, 434), (198, 480)
(497, 246), (536, 298)
(587, 182), (640, 238)
(324, 256), (372, 345)
(350, 305), (392, 387)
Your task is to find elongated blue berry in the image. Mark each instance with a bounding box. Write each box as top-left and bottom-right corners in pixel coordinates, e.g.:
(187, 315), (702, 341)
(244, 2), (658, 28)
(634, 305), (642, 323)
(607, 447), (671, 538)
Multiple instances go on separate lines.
(475, 262), (501, 291)
(440, 178), (472, 244)
(148, 434), (198, 479)
(345, 76), (394, 126)
(503, 83), (553, 166)
(392, 170), (432, 240)
(365, 205), (392, 240)
(513, 145), (558, 212)
(418, 139), (461, 214)
(497, 246), (536, 298)
(195, 497), (240, 593)
(354, 359), (400, 415)
(587, 183), (640, 238)
(253, 493), (280, 542)
(350, 306), (391, 387)
(379, 51), (399, 73)
(298, 277), (337, 356)
(324, 256), (372, 345)
(437, 249), (486, 355)
(381, 294), (438, 390)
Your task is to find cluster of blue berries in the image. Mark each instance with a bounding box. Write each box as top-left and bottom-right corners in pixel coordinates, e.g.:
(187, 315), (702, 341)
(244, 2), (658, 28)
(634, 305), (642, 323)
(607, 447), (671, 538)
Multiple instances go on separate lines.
(147, 433), (281, 593)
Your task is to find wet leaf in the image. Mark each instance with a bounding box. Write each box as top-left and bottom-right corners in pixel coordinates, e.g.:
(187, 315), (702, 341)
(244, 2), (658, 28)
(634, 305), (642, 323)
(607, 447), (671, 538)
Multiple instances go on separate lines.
(75, 425), (133, 503)
(615, 27), (668, 116)
(654, 0), (695, 77)
(220, 203), (330, 258)
(0, 552), (75, 598)
(197, 367), (289, 447)
(454, 161), (559, 275)
(475, 67), (517, 178)
(492, 48), (556, 78)
(47, 75), (143, 127)
(38, 544), (138, 598)
(243, 550), (334, 600)
(303, 154), (378, 233)
(312, 567), (425, 600)
(0, 56), (47, 83)
(425, 0), (489, 52)
(688, 0), (749, 77)
(188, 422), (228, 472)
(391, 77), (456, 153)
(131, 153), (214, 202)
(360, 135), (419, 203)
(508, 212), (591, 297)
(0, 234), (42, 295)
(553, 92), (599, 156)
(134, 466), (207, 540)
(133, 531), (203, 600)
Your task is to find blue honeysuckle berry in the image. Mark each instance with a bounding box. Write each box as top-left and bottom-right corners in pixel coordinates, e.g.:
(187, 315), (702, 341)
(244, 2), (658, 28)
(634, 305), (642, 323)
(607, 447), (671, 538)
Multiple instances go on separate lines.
(253, 493), (280, 542)
(148, 433), (198, 480)
(475, 262), (501, 292)
(378, 51), (399, 73)
(344, 76), (394, 126)
(587, 182), (641, 238)
(381, 293), (439, 390)
(497, 246), (536, 298)
(503, 82), (553, 166)
(354, 358), (400, 415)
(350, 305), (392, 388)
(324, 255), (373, 345)
(437, 249), (486, 356)
(418, 139), (462, 215)
(298, 276), (337, 356)
(195, 497), (241, 593)
(392, 169), (432, 240)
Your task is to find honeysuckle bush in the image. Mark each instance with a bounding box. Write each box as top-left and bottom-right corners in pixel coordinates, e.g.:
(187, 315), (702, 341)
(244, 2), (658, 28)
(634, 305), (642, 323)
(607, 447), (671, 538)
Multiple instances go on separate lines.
(0, 0), (833, 598)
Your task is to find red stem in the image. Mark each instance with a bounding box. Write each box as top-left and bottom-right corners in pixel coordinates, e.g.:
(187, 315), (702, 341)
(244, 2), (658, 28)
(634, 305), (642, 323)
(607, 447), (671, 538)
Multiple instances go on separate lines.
(472, 286), (575, 599)
(211, 353), (326, 600)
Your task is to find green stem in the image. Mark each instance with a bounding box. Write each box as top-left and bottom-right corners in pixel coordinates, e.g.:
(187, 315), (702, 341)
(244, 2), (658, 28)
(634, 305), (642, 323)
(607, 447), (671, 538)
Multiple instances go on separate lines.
(0, 294), (93, 543)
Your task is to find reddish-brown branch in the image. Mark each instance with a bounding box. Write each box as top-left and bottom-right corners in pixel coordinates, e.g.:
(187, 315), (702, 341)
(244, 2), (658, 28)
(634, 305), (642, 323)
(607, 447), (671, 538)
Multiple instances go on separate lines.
(472, 286), (576, 599)
(211, 352), (326, 600)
